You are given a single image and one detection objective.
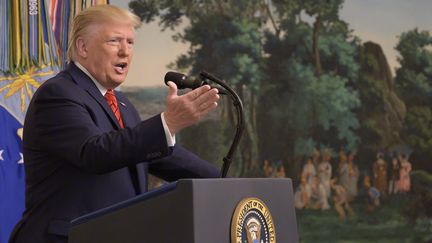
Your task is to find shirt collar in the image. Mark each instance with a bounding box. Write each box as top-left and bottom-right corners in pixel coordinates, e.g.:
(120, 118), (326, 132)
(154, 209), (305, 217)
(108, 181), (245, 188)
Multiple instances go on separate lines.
(74, 61), (108, 96)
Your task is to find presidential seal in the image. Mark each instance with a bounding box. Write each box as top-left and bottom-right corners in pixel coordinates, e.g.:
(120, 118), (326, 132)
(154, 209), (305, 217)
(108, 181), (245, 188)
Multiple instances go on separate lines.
(231, 197), (276, 243)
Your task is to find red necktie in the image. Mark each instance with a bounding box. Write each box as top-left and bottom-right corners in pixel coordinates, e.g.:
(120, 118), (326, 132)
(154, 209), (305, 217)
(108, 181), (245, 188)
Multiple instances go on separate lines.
(104, 89), (124, 128)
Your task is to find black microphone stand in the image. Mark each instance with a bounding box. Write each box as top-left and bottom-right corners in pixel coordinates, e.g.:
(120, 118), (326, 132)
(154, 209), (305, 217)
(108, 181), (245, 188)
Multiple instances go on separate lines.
(199, 71), (244, 178)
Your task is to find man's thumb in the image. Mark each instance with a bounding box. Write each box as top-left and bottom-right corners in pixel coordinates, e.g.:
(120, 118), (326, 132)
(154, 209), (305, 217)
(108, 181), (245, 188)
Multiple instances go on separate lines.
(166, 81), (178, 98)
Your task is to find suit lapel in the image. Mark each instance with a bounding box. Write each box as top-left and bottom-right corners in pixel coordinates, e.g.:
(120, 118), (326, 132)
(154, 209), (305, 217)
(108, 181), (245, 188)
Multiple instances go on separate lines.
(66, 63), (121, 129)
(66, 63), (147, 194)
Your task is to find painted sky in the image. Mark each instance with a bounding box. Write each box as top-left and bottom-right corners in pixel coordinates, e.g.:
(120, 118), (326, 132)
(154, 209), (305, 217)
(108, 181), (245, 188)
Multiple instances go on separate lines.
(110, 0), (432, 87)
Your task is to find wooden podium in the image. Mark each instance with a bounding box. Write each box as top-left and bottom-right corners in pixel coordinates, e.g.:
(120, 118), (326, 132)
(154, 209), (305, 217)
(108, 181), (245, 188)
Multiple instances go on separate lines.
(68, 178), (298, 243)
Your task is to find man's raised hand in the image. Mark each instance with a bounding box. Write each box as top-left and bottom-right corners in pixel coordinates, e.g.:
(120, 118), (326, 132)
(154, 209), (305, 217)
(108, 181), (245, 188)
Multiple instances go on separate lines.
(164, 81), (220, 135)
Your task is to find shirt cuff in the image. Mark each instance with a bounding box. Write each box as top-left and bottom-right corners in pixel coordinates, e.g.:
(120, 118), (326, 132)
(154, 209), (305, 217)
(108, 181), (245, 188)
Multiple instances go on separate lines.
(161, 112), (176, 147)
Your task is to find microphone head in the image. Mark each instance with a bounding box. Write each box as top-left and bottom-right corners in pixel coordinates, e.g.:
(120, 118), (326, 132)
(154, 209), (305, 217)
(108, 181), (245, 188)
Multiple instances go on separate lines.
(164, 71), (203, 89)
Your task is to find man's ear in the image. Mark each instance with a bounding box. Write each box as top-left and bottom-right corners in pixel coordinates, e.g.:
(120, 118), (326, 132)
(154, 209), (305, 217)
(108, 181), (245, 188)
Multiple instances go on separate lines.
(76, 37), (88, 59)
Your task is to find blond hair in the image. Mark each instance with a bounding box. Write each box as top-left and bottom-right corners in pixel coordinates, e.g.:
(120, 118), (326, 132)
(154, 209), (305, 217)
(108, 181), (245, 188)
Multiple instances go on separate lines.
(67, 4), (142, 62)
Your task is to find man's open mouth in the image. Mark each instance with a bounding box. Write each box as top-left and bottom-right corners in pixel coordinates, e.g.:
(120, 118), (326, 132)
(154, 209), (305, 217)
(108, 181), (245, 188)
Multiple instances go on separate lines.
(114, 62), (128, 72)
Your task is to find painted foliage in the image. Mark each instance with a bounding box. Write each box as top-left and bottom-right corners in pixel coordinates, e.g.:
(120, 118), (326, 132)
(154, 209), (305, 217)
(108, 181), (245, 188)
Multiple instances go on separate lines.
(127, 0), (432, 242)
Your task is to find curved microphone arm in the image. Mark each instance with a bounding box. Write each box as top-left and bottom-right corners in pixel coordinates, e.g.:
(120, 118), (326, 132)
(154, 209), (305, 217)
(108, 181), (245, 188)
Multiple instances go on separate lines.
(199, 71), (244, 178)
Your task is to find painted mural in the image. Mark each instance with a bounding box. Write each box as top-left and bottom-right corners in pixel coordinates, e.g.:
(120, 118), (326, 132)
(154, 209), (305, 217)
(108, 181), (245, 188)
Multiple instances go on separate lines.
(122, 1), (432, 242)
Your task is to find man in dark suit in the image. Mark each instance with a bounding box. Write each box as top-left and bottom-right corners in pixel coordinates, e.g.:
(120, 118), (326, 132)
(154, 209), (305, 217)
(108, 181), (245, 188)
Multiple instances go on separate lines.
(9, 4), (220, 243)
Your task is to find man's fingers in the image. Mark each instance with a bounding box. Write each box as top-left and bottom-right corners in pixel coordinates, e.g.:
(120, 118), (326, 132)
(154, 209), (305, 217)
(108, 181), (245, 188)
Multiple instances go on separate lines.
(199, 102), (218, 117)
(195, 88), (219, 105)
(187, 85), (212, 100)
(165, 84), (219, 133)
(200, 101), (218, 112)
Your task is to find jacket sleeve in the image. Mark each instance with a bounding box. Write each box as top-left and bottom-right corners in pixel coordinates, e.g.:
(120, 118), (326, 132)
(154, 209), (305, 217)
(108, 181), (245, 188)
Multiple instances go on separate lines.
(24, 78), (170, 174)
(148, 145), (221, 181)
(116, 91), (221, 181)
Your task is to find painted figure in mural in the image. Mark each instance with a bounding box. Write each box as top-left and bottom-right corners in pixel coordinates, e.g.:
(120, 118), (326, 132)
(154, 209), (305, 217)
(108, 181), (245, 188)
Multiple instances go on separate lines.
(397, 153), (412, 193)
(263, 159), (274, 177)
(331, 177), (354, 220)
(309, 175), (330, 210)
(340, 151), (359, 202)
(311, 148), (321, 168)
(388, 156), (400, 195)
(294, 175), (311, 209)
(346, 152), (359, 201)
(338, 150), (349, 190)
(373, 152), (388, 197)
(275, 164), (286, 178)
(301, 157), (316, 186)
(318, 149), (332, 199)
(363, 175), (380, 213)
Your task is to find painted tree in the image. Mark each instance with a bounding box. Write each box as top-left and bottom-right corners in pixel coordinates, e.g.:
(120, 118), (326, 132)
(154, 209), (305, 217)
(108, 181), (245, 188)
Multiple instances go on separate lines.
(394, 29), (432, 170)
(260, 0), (360, 171)
(352, 41), (407, 171)
(129, 0), (267, 175)
(129, 0), (362, 177)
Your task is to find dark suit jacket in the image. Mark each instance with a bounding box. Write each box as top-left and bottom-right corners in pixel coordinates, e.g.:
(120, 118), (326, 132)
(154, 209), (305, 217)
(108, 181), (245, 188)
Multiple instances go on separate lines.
(9, 63), (219, 243)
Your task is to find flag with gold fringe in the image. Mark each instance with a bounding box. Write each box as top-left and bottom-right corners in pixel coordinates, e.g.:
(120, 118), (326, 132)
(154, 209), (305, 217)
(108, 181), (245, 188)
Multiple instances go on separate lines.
(0, 1), (108, 242)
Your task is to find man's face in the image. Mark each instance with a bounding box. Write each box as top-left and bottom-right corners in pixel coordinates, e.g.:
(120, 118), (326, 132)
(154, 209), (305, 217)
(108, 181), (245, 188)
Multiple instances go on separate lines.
(79, 22), (135, 89)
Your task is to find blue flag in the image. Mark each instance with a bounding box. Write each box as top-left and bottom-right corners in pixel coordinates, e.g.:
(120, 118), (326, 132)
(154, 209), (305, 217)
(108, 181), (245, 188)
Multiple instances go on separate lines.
(0, 105), (25, 243)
